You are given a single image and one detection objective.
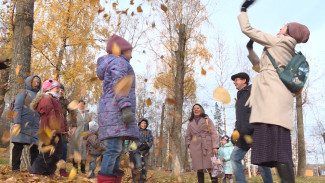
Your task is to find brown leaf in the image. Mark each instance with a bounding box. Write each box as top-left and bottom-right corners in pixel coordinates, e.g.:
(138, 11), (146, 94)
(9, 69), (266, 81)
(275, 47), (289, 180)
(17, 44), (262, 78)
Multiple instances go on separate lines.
(208, 66), (214, 70)
(112, 2), (118, 10)
(16, 78), (24, 84)
(146, 98), (152, 106)
(201, 68), (207, 76)
(54, 136), (59, 144)
(98, 7), (105, 14)
(6, 110), (18, 119)
(15, 65), (21, 76)
(1, 131), (10, 144)
(152, 22), (156, 28)
(160, 55), (164, 59)
(213, 87), (231, 104)
(161, 4), (168, 12)
(121, 8), (129, 15)
(90, 76), (98, 82)
(131, 12), (134, 16)
(114, 75), (134, 97)
(165, 98), (177, 105)
(130, 0), (134, 5)
(137, 6), (143, 13)
(112, 42), (121, 56)
(38, 129), (51, 145)
(144, 78), (148, 82)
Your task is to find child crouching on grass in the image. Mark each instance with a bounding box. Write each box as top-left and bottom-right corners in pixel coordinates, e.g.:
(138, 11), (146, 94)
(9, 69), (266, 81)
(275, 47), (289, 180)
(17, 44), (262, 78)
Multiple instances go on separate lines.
(85, 121), (106, 179)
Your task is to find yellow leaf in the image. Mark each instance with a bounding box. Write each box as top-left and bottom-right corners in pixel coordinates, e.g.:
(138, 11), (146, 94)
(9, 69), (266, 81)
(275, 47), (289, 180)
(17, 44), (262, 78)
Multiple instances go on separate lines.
(1, 131), (10, 144)
(244, 135), (253, 144)
(67, 100), (79, 110)
(6, 110), (18, 119)
(16, 78), (24, 84)
(112, 42), (121, 56)
(201, 68), (207, 76)
(208, 66), (214, 70)
(213, 87), (231, 104)
(56, 160), (66, 169)
(73, 151), (81, 163)
(49, 146), (55, 156)
(81, 131), (88, 138)
(15, 65), (21, 76)
(24, 122), (29, 127)
(40, 145), (53, 153)
(231, 130), (240, 142)
(54, 136), (59, 144)
(12, 124), (21, 136)
(146, 98), (152, 106)
(45, 127), (52, 139)
(69, 168), (77, 181)
(137, 6), (143, 13)
(114, 75), (134, 97)
(161, 4), (168, 12)
(39, 129), (51, 145)
(252, 64), (260, 72)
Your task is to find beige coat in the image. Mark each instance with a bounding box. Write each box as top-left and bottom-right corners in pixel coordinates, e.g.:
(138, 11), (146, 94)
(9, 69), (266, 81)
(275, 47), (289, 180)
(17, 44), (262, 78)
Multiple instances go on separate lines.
(185, 117), (219, 171)
(238, 12), (297, 130)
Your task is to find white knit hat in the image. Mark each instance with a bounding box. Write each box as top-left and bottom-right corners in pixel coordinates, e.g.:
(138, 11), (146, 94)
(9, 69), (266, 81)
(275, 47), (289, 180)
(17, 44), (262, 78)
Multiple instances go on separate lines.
(89, 121), (99, 133)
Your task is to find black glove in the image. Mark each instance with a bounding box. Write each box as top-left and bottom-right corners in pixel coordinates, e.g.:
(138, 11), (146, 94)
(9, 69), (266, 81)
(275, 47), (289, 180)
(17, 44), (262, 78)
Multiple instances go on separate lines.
(138, 143), (149, 151)
(246, 39), (254, 49)
(0, 62), (9, 70)
(122, 107), (134, 124)
(241, 0), (256, 12)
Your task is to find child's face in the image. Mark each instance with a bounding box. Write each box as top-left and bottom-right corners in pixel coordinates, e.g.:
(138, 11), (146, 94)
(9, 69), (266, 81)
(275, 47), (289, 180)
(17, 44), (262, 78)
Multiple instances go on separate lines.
(31, 78), (40, 89)
(123, 49), (132, 60)
(221, 139), (227, 145)
(140, 121), (147, 129)
(49, 86), (60, 94)
(279, 25), (288, 35)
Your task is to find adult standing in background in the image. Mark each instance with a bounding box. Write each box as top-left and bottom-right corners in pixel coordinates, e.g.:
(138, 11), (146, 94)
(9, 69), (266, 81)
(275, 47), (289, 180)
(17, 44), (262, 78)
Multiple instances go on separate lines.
(238, 0), (310, 182)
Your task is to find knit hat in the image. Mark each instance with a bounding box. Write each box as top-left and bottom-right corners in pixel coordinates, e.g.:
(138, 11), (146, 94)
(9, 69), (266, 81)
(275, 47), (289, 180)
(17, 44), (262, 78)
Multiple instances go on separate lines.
(42, 79), (60, 92)
(138, 117), (148, 129)
(89, 121), (99, 133)
(59, 82), (65, 90)
(106, 34), (132, 54)
(221, 135), (230, 143)
(287, 22), (310, 43)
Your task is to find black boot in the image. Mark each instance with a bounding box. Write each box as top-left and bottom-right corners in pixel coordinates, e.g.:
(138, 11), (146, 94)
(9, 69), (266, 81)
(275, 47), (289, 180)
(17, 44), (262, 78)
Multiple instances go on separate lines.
(197, 171), (204, 183)
(209, 172), (218, 183)
(72, 159), (78, 173)
(276, 163), (295, 183)
(81, 160), (86, 174)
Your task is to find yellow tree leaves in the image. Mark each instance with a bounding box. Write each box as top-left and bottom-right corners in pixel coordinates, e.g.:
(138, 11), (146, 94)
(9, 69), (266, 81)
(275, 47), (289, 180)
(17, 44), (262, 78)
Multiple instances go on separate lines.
(146, 98), (152, 106)
(213, 87), (231, 104)
(114, 75), (134, 97)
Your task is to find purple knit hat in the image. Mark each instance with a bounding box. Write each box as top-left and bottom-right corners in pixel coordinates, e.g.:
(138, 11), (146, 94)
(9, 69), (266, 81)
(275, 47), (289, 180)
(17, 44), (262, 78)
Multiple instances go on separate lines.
(287, 22), (310, 43)
(106, 34), (132, 54)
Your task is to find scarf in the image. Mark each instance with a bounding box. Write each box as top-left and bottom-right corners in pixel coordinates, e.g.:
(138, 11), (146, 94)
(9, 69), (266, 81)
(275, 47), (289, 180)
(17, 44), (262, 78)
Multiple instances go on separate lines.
(46, 91), (59, 100)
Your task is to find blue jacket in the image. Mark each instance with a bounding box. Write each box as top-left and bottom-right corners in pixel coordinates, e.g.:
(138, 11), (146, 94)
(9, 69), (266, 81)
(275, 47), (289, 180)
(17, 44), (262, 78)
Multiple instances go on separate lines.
(218, 142), (233, 174)
(11, 75), (41, 145)
(96, 54), (139, 140)
(135, 128), (154, 155)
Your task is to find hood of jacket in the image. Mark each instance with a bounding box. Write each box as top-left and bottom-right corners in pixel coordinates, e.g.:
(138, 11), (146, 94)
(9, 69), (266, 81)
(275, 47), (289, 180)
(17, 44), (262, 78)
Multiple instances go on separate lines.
(138, 117), (148, 129)
(30, 92), (48, 111)
(25, 75), (41, 92)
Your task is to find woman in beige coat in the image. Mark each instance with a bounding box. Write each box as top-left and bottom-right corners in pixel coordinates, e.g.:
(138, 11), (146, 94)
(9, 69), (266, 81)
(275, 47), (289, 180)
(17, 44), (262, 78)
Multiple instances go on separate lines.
(186, 104), (219, 183)
(237, 2), (310, 182)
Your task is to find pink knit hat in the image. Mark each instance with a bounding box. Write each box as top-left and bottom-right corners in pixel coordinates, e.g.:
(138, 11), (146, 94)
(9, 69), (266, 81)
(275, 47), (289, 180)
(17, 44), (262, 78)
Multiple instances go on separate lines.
(106, 34), (132, 54)
(287, 22), (310, 43)
(42, 79), (60, 92)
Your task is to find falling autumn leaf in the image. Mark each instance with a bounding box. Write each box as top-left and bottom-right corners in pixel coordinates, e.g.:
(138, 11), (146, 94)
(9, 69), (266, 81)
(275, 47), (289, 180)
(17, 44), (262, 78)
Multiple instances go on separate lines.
(244, 135), (253, 144)
(112, 3), (117, 10)
(144, 78), (148, 82)
(252, 64), (260, 72)
(112, 42), (121, 56)
(40, 145), (53, 153)
(98, 7), (105, 14)
(16, 78), (24, 84)
(54, 136), (59, 144)
(161, 4), (168, 12)
(69, 168), (77, 181)
(24, 122), (29, 127)
(131, 12), (134, 16)
(39, 129), (51, 145)
(114, 75), (134, 97)
(6, 110), (18, 119)
(165, 98), (177, 105)
(146, 98), (152, 106)
(130, 0), (134, 5)
(208, 65), (214, 70)
(152, 22), (156, 28)
(15, 65), (21, 76)
(213, 87), (231, 104)
(1, 131), (10, 144)
(81, 131), (88, 138)
(67, 100), (79, 110)
(201, 68), (207, 76)
(137, 5), (143, 13)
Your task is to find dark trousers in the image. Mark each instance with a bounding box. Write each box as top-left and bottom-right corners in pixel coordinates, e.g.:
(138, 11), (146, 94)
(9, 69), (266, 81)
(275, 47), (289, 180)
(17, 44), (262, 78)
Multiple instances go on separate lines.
(29, 135), (63, 175)
(12, 142), (38, 171)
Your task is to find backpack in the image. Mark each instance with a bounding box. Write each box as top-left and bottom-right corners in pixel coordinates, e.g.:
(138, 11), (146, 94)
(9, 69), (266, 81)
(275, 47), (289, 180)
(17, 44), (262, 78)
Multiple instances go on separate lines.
(265, 50), (309, 94)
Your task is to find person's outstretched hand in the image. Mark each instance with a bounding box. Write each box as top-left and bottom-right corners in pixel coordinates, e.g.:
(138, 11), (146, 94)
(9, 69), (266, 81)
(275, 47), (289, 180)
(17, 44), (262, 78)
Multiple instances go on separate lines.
(241, 0), (256, 12)
(246, 39), (254, 50)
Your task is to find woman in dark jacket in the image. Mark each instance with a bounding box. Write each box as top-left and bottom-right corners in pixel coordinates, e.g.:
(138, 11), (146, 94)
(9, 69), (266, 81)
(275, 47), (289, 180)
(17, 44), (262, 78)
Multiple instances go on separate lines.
(11, 75), (41, 172)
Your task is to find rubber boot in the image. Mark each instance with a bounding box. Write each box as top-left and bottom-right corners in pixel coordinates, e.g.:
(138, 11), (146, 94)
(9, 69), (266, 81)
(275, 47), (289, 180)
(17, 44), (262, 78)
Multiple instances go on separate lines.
(276, 163), (295, 183)
(72, 159), (78, 173)
(81, 160), (86, 174)
(209, 172), (218, 183)
(197, 171), (204, 183)
(97, 173), (116, 183)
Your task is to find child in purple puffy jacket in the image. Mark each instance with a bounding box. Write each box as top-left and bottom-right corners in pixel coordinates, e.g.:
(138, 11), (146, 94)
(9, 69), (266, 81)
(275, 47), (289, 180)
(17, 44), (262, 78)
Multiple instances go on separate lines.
(96, 34), (139, 183)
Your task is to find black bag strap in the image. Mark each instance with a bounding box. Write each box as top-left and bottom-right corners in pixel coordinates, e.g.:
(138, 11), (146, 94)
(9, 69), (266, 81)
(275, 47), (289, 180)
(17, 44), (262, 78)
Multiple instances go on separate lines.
(265, 49), (282, 74)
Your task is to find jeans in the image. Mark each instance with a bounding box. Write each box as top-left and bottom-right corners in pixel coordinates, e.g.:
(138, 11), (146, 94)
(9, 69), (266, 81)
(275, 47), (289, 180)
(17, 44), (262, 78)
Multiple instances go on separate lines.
(100, 137), (123, 176)
(134, 151), (149, 182)
(61, 141), (67, 161)
(12, 142), (38, 171)
(231, 146), (273, 183)
(88, 156), (97, 177)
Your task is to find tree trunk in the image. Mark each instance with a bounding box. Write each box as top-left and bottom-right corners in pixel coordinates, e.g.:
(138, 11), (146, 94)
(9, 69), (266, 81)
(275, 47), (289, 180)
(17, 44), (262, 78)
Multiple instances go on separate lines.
(170, 24), (186, 175)
(0, 69), (9, 116)
(159, 103), (165, 168)
(8, 0), (35, 169)
(296, 93), (306, 177)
